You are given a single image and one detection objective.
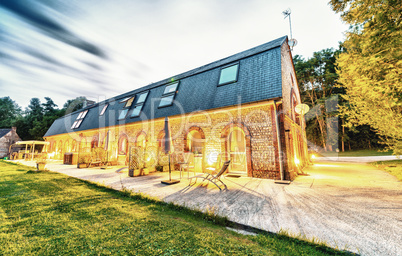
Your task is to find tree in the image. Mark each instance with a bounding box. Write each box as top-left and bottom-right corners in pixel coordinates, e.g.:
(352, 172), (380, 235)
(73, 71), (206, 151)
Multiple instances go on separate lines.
(42, 97), (58, 115)
(294, 48), (342, 151)
(0, 97), (22, 128)
(63, 96), (87, 114)
(330, 0), (402, 154)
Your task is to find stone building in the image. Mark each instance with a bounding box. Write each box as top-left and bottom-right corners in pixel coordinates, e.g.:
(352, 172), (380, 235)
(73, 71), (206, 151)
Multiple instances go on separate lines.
(0, 127), (21, 158)
(44, 36), (308, 180)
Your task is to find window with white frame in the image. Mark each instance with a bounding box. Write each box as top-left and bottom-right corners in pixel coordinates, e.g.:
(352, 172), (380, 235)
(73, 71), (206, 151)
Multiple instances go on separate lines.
(99, 104), (108, 116)
(130, 91), (148, 118)
(118, 96), (135, 120)
(218, 63), (239, 85)
(159, 82), (179, 108)
(71, 110), (88, 129)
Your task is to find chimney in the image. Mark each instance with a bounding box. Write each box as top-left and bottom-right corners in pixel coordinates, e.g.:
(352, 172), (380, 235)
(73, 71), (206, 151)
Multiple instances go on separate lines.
(83, 100), (96, 108)
(11, 127), (16, 145)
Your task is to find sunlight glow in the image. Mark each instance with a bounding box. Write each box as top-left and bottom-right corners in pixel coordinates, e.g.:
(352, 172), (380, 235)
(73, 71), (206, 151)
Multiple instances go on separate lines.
(294, 157), (300, 165)
(207, 152), (219, 166)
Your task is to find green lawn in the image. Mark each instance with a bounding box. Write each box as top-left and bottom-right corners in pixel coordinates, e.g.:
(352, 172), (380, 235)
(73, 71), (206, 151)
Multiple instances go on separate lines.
(371, 160), (402, 181)
(318, 149), (393, 157)
(0, 161), (350, 255)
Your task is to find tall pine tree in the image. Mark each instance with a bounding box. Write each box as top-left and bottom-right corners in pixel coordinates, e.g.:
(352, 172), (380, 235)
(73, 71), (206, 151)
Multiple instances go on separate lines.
(330, 0), (402, 154)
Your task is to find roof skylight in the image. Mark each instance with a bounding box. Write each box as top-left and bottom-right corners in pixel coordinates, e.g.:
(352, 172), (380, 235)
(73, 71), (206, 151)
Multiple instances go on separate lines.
(158, 82), (179, 108)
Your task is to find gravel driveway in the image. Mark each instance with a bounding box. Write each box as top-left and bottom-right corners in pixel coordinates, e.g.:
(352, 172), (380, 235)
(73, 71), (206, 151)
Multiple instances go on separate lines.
(13, 160), (402, 255)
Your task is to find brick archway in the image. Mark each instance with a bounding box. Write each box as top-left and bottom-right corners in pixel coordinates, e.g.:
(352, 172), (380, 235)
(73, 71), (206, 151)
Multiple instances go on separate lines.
(118, 133), (129, 155)
(91, 134), (99, 148)
(221, 122), (253, 176)
(157, 130), (165, 150)
(135, 131), (147, 148)
(183, 126), (205, 152)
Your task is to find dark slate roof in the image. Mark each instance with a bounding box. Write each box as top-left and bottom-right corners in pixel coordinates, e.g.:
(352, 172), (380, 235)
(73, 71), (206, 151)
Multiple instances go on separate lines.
(0, 129), (11, 138)
(45, 36), (287, 137)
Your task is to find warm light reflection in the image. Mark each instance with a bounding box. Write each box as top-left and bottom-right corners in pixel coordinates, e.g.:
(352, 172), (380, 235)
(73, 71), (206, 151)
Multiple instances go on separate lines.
(294, 157), (300, 165)
(207, 152), (219, 166)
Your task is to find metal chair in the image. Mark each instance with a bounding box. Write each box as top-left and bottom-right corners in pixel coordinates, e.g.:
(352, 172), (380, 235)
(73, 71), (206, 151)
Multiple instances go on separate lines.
(189, 160), (230, 190)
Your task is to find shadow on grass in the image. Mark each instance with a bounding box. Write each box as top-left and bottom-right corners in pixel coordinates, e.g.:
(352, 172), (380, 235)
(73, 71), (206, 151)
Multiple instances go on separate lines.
(1, 161), (355, 255)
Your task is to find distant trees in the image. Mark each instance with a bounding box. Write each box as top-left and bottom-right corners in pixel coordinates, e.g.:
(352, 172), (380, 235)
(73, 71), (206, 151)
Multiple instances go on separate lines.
(330, 0), (402, 154)
(294, 48), (341, 151)
(0, 97), (21, 128)
(294, 48), (383, 151)
(0, 96), (87, 141)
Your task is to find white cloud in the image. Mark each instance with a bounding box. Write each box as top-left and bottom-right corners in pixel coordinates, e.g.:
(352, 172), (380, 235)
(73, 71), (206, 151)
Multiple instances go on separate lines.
(1, 0), (348, 109)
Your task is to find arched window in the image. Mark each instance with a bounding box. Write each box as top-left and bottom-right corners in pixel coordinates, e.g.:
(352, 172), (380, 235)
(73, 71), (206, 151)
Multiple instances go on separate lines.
(72, 140), (77, 152)
(64, 140), (70, 152)
(136, 133), (146, 148)
(187, 130), (203, 154)
(118, 135), (129, 155)
(158, 131), (166, 152)
(221, 123), (252, 176)
(227, 128), (246, 173)
(91, 135), (99, 148)
(80, 138), (87, 150)
(58, 141), (63, 157)
(103, 131), (111, 151)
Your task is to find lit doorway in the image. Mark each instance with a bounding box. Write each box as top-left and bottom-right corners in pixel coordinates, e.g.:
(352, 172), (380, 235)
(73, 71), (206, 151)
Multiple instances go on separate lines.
(227, 128), (247, 174)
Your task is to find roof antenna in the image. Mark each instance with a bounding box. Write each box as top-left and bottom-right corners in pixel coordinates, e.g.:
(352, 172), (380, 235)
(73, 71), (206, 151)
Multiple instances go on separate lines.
(282, 8), (297, 50)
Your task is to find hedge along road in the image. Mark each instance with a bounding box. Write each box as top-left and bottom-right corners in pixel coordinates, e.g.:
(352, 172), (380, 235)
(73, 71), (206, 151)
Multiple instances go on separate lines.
(13, 159), (402, 256)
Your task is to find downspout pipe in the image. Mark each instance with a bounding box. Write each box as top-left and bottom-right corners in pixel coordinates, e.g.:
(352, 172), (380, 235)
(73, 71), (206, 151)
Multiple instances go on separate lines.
(274, 100), (284, 181)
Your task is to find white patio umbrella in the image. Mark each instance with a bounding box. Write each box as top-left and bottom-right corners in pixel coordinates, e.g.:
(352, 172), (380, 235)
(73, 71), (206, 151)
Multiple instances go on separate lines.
(161, 116), (180, 185)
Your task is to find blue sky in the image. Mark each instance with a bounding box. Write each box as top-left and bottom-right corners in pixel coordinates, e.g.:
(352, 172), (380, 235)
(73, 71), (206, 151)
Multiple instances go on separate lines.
(0, 0), (348, 110)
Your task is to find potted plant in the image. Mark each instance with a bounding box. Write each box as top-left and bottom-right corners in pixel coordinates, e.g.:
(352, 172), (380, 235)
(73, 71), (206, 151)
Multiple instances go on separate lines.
(36, 155), (48, 171)
(129, 147), (145, 177)
(77, 152), (91, 168)
(155, 165), (163, 172)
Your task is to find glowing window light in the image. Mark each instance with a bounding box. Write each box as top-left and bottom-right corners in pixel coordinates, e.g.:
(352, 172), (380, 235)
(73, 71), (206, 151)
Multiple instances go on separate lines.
(207, 152), (219, 166)
(294, 157), (300, 165)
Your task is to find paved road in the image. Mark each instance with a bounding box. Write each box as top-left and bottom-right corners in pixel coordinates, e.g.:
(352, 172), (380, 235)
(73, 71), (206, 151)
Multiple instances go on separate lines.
(12, 160), (402, 256)
(316, 155), (400, 163)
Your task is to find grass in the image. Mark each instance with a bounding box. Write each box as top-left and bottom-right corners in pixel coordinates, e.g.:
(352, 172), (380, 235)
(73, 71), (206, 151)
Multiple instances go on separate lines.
(317, 149), (393, 157)
(0, 161), (352, 255)
(371, 159), (402, 181)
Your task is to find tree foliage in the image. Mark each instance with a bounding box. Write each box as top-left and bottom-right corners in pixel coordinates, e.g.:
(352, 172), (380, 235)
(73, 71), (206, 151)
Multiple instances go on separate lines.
(0, 97), (22, 128)
(1, 96), (87, 141)
(294, 47), (384, 152)
(294, 48), (342, 151)
(330, 0), (402, 154)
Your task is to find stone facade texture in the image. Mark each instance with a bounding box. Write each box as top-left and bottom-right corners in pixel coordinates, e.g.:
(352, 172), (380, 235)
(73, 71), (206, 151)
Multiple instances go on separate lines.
(0, 127), (21, 158)
(45, 101), (282, 178)
(44, 38), (308, 180)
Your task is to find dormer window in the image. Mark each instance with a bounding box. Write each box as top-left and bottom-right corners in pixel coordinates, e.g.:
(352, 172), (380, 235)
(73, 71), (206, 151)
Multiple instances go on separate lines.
(159, 82), (179, 108)
(218, 63), (239, 86)
(71, 110), (88, 129)
(130, 91), (149, 118)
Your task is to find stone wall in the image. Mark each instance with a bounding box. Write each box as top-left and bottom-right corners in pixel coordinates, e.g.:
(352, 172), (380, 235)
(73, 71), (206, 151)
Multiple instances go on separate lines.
(0, 128), (21, 158)
(45, 100), (282, 179)
(280, 41), (309, 178)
